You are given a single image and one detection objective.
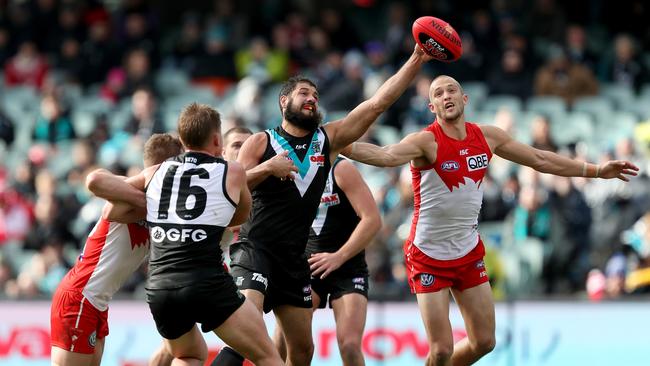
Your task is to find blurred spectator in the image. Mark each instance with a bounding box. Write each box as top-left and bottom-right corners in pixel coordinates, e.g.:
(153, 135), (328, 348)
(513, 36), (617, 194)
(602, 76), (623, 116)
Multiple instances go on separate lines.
(120, 48), (155, 98)
(507, 183), (551, 243)
(168, 12), (204, 73)
(404, 74), (433, 128)
(117, 10), (159, 67)
(526, 0), (567, 47)
(81, 15), (121, 86)
(0, 109), (15, 147)
(0, 185), (34, 244)
(5, 238), (70, 298)
(319, 8), (359, 52)
(32, 94), (76, 144)
(564, 24), (597, 72)
(0, 26), (12, 67)
(65, 140), (97, 193)
(467, 10), (501, 72)
(598, 34), (648, 92)
(534, 46), (599, 104)
(124, 88), (164, 140)
(604, 252), (627, 298)
(99, 68), (127, 105)
(23, 170), (76, 251)
(545, 174), (592, 293)
(235, 37), (289, 84)
(54, 38), (85, 85)
(530, 115), (558, 152)
(320, 50), (364, 112)
(445, 31), (486, 82)
(487, 48), (533, 98)
(191, 21), (237, 79)
(4, 41), (49, 89)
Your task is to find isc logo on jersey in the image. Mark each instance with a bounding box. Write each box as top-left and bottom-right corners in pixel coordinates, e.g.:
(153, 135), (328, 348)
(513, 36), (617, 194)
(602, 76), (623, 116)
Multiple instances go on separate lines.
(150, 226), (207, 243)
(466, 153), (488, 172)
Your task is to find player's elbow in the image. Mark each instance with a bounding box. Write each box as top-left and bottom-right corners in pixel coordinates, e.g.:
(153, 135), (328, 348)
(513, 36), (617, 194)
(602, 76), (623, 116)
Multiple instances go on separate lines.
(367, 212), (382, 236)
(85, 169), (106, 193)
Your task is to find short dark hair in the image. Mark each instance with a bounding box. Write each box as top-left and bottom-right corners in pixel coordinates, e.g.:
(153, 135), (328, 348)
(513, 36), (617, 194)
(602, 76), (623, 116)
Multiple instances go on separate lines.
(223, 126), (253, 143)
(177, 103), (221, 149)
(278, 75), (317, 112)
(143, 133), (183, 167)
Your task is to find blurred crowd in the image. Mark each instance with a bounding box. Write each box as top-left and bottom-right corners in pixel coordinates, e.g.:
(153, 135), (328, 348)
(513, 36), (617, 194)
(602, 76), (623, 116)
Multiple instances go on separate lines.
(1, 0), (650, 301)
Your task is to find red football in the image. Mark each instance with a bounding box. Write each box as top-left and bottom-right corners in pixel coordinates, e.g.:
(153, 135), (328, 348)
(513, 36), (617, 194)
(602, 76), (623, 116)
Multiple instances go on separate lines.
(412, 16), (462, 62)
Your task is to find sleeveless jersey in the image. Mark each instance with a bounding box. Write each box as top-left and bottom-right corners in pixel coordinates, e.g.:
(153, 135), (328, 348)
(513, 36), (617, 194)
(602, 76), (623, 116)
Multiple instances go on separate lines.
(307, 158), (366, 274)
(146, 152), (236, 289)
(409, 121), (492, 260)
(238, 126), (331, 259)
(57, 219), (150, 311)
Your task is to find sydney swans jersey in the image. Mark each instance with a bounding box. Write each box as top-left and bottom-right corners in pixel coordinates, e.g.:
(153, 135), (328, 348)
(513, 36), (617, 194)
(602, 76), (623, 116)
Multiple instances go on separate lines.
(146, 152), (236, 289)
(58, 219), (150, 311)
(409, 122), (492, 260)
(307, 158), (366, 273)
(239, 126), (331, 256)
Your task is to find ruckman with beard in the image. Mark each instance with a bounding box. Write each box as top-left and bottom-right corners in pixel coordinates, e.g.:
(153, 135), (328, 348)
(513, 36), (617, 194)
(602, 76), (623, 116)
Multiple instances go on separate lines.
(212, 46), (434, 366)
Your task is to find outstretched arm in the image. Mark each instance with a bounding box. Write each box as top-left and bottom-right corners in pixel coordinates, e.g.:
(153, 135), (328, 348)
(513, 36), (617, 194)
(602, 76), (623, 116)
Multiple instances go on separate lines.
(308, 160), (382, 279)
(342, 132), (435, 167)
(482, 125), (639, 180)
(326, 46), (433, 153)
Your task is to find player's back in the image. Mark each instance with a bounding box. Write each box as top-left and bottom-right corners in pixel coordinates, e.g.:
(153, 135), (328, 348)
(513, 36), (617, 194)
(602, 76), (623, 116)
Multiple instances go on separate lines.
(145, 152), (236, 290)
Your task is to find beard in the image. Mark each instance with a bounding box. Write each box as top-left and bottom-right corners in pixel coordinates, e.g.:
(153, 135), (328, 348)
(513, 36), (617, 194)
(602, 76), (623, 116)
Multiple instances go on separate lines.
(284, 99), (323, 131)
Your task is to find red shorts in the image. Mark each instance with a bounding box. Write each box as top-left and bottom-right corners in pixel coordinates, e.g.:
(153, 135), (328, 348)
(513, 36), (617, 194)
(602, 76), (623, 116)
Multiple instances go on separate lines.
(50, 287), (108, 354)
(404, 239), (489, 293)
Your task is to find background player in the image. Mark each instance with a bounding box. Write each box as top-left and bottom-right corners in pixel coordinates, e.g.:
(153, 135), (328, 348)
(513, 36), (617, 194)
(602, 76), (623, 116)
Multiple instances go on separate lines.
(51, 133), (183, 366)
(274, 157), (381, 366)
(216, 45), (433, 366)
(343, 75), (639, 366)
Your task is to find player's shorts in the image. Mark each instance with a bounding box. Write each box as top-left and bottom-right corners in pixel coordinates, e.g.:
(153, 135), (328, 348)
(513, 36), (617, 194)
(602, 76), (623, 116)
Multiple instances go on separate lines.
(146, 274), (245, 340)
(311, 271), (369, 309)
(405, 239), (489, 294)
(50, 287), (108, 354)
(229, 241), (312, 313)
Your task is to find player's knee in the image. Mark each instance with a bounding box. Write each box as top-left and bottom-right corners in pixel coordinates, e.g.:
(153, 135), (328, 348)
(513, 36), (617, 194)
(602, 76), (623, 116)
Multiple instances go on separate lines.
(429, 343), (453, 364)
(337, 340), (362, 363)
(288, 340), (314, 365)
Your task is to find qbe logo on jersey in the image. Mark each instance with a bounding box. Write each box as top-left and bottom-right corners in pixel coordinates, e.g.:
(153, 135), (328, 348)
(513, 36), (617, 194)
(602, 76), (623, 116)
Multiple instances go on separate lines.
(466, 153), (489, 172)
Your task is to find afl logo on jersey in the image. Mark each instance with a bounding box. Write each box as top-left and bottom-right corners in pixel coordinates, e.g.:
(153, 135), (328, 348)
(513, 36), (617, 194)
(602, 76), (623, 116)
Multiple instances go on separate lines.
(420, 273), (435, 287)
(441, 160), (460, 172)
(466, 153), (489, 172)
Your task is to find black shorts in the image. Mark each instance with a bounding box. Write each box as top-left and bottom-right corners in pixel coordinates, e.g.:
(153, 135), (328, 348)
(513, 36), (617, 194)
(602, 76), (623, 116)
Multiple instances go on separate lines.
(146, 275), (245, 340)
(311, 271), (369, 309)
(229, 241), (312, 313)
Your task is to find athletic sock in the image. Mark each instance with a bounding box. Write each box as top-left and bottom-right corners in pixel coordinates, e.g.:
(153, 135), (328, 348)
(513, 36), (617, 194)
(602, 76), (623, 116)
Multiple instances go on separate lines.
(210, 346), (244, 366)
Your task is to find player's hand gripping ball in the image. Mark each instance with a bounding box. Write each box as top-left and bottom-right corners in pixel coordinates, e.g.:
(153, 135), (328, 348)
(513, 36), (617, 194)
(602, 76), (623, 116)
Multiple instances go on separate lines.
(412, 16), (462, 62)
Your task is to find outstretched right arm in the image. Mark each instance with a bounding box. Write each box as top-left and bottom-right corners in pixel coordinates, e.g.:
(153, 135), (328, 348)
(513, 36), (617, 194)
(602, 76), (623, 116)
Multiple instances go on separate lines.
(342, 132), (436, 167)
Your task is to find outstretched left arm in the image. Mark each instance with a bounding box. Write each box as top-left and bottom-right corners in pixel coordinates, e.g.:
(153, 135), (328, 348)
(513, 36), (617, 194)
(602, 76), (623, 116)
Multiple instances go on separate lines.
(481, 125), (639, 181)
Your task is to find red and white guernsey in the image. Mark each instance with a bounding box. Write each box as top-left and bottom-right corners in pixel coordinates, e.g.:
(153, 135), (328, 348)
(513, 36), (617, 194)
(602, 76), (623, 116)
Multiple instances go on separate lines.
(57, 218), (150, 311)
(409, 121), (492, 260)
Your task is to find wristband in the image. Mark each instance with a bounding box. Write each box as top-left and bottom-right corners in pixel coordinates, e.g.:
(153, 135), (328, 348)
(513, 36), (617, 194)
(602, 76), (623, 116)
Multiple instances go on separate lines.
(582, 162), (587, 177)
